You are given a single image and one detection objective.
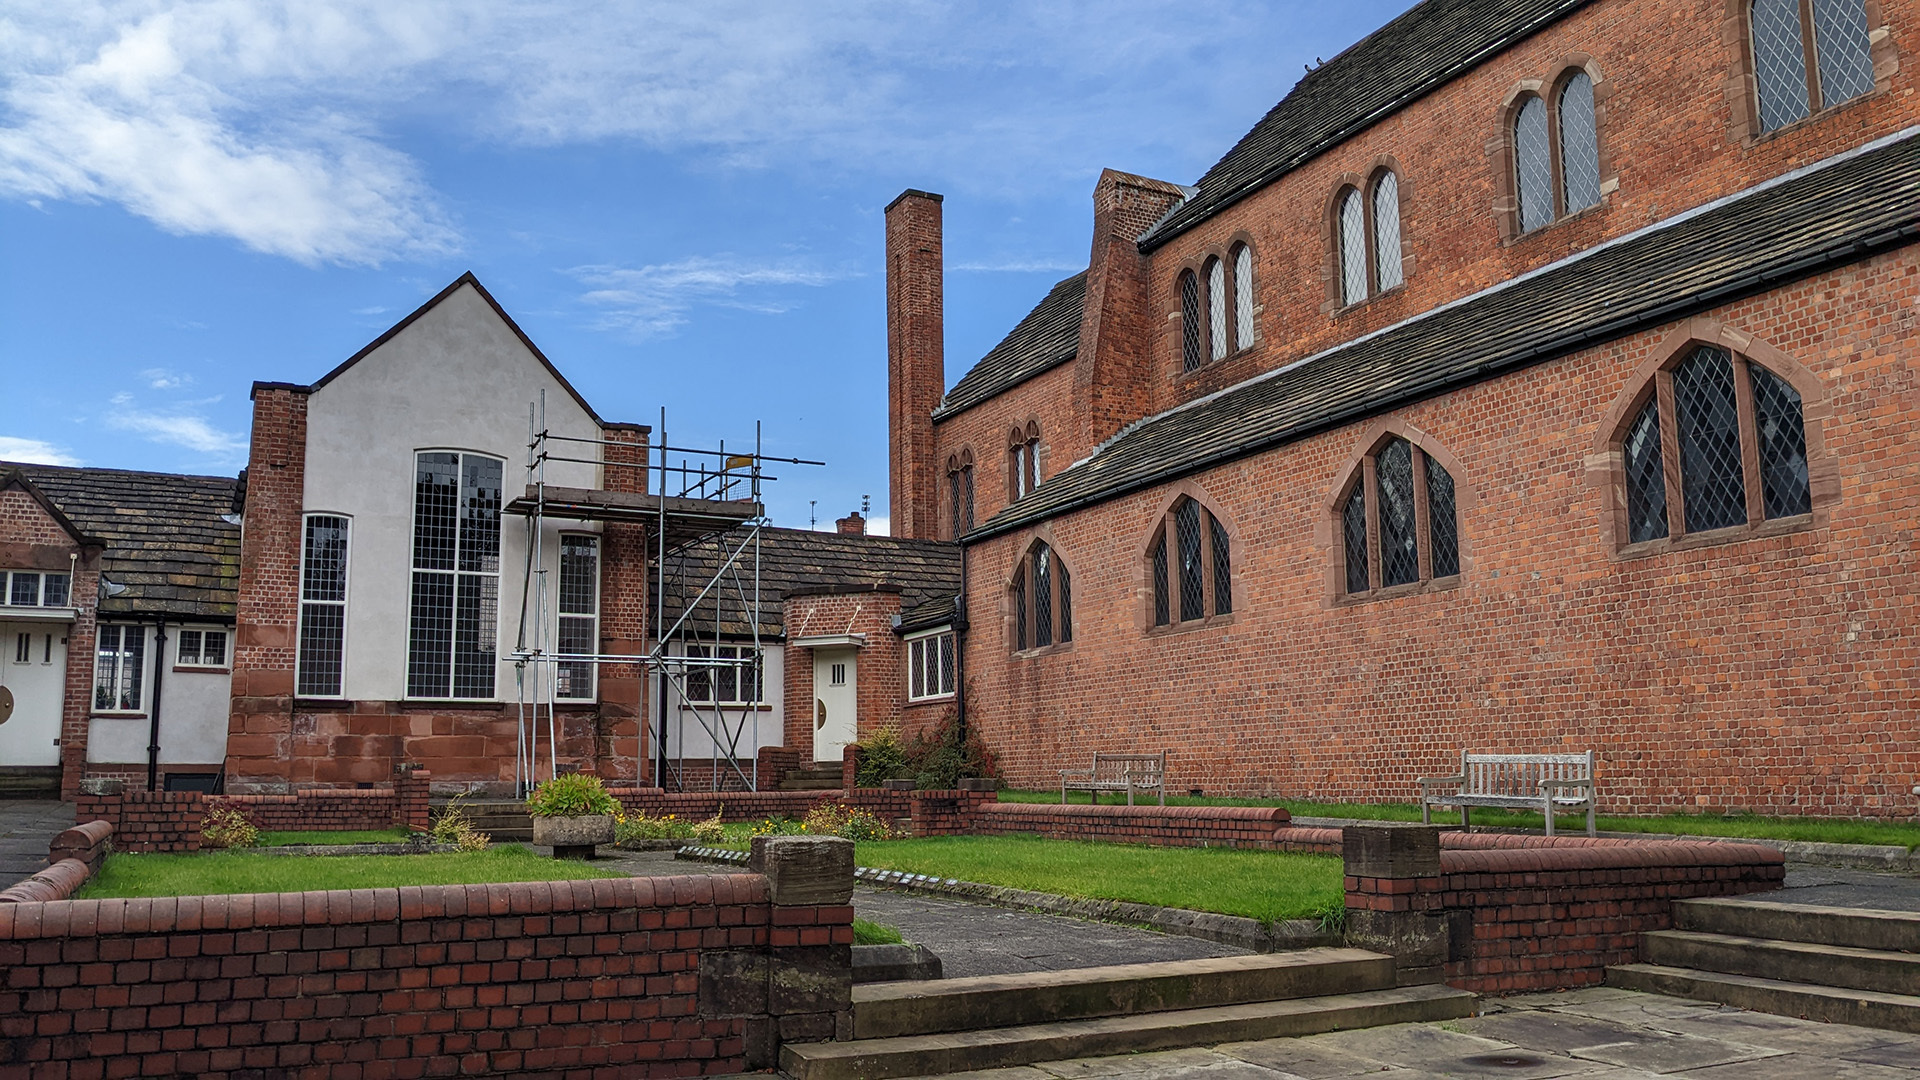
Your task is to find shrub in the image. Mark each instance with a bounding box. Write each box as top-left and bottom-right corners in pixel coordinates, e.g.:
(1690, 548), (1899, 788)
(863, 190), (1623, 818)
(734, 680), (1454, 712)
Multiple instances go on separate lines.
(430, 799), (491, 852)
(906, 710), (1000, 791)
(525, 774), (619, 818)
(201, 804), (258, 849)
(802, 801), (898, 842)
(852, 725), (914, 788)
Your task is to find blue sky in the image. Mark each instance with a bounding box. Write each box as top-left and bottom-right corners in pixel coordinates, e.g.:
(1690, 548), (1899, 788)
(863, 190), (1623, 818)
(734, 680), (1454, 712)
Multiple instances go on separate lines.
(0, 1), (1411, 533)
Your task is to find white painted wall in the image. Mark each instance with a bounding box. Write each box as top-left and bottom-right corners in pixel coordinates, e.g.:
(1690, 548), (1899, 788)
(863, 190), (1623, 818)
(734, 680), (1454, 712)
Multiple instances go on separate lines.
(649, 643), (785, 757)
(86, 622), (233, 764)
(303, 283), (608, 702)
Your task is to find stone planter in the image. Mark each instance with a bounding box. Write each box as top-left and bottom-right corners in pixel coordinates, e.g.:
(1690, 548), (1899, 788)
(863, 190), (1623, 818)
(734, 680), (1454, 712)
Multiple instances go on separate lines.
(532, 814), (615, 859)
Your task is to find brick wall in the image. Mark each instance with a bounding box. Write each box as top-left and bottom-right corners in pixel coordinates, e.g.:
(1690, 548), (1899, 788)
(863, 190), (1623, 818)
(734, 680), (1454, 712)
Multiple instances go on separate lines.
(886, 190), (945, 541)
(1343, 824), (1784, 994)
(781, 589), (905, 759)
(78, 779), (430, 851)
(958, 255), (1920, 815)
(968, 801), (1289, 848)
(600, 423), (651, 785)
(226, 384), (309, 793)
(76, 790), (206, 853)
(0, 867), (854, 1079)
(0, 481), (103, 800)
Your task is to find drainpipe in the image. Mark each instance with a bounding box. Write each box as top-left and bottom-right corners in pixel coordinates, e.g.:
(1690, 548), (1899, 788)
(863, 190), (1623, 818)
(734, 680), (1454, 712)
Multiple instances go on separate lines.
(953, 544), (968, 737)
(146, 622), (168, 792)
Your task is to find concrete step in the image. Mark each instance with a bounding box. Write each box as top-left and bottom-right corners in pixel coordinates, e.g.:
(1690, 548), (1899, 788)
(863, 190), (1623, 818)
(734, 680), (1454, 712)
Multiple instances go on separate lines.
(1607, 963), (1920, 1035)
(0, 768), (60, 799)
(782, 983), (1475, 1080)
(1676, 897), (1920, 953)
(1646, 929), (1920, 997)
(854, 950), (1396, 1040)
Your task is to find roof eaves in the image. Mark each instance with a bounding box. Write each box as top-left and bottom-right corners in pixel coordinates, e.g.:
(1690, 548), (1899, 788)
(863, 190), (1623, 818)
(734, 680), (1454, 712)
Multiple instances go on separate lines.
(0, 467), (105, 547)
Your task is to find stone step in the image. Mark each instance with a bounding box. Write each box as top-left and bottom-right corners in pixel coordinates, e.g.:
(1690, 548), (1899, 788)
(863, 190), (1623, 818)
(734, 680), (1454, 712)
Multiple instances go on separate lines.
(854, 950), (1396, 1040)
(1676, 897), (1920, 953)
(1607, 963), (1920, 1035)
(1646, 929), (1920, 997)
(780, 779), (846, 791)
(781, 983), (1475, 1080)
(0, 768), (60, 799)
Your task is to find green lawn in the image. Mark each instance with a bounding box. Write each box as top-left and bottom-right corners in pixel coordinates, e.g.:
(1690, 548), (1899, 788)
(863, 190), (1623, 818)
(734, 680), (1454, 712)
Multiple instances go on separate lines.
(78, 844), (623, 899)
(999, 789), (1920, 850)
(850, 835), (1344, 925)
(853, 918), (904, 945)
(257, 828), (415, 846)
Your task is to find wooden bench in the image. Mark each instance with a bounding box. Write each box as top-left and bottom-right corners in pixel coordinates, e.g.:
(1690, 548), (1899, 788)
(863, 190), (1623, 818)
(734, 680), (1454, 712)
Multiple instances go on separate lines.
(1418, 751), (1597, 836)
(1061, 752), (1167, 806)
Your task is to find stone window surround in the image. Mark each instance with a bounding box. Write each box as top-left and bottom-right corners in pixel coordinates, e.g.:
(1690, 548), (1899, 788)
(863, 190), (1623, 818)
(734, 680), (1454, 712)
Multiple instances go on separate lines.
(1007, 420), (1042, 502)
(1004, 527), (1074, 658)
(1319, 419), (1476, 608)
(945, 447), (976, 540)
(1321, 158), (1412, 315)
(1169, 232), (1263, 378)
(1721, 0), (1899, 144)
(1587, 318), (1836, 560)
(1488, 57), (1617, 245)
(1137, 480), (1244, 635)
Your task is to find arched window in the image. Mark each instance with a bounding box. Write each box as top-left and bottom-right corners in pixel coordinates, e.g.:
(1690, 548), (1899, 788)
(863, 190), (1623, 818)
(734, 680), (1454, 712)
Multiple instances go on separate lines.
(946, 450), (975, 538)
(1559, 73), (1600, 214)
(1149, 497), (1232, 627)
(1179, 245), (1258, 372)
(1205, 256), (1228, 363)
(1514, 95), (1555, 233)
(1512, 72), (1603, 235)
(1616, 345), (1811, 546)
(1180, 269), (1202, 372)
(1232, 242), (1255, 351)
(1336, 171), (1403, 306)
(1752, 0), (1874, 132)
(1012, 541), (1072, 652)
(1337, 436), (1460, 598)
(1009, 423), (1040, 499)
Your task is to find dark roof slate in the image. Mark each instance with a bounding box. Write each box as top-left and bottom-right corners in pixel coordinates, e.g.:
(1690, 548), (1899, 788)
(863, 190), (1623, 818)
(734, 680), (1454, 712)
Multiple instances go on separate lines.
(656, 527), (962, 639)
(976, 131), (1920, 539)
(1140, 0), (1589, 249)
(11, 463), (242, 620)
(935, 272), (1086, 420)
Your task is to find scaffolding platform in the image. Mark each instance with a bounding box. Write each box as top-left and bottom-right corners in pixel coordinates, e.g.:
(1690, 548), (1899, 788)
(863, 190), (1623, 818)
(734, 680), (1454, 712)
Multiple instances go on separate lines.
(504, 485), (762, 548)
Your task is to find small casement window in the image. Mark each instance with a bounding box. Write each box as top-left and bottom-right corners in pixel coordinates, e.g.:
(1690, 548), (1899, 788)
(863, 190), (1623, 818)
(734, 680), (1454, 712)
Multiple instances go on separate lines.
(1180, 244), (1258, 372)
(907, 630), (957, 701)
(407, 451), (502, 699)
(1514, 74), (1601, 235)
(297, 514), (350, 697)
(555, 534), (599, 700)
(94, 624), (145, 712)
(1339, 437), (1461, 598)
(2, 571), (70, 608)
(1009, 423), (1040, 499)
(1337, 171), (1403, 306)
(1751, 0), (1875, 132)
(1149, 497), (1232, 627)
(1012, 541), (1072, 652)
(1617, 345), (1812, 546)
(946, 451), (976, 538)
(685, 644), (764, 704)
(176, 629), (228, 668)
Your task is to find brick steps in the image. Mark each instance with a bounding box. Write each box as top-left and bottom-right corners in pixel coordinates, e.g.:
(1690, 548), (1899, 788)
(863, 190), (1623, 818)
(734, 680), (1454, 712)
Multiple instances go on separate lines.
(1607, 898), (1920, 1035)
(780, 766), (844, 792)
(442, 800), (535, 844)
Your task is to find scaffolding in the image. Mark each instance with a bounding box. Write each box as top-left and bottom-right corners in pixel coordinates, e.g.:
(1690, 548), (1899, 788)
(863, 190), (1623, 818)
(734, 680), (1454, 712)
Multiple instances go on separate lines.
(506, 393), (821, 796)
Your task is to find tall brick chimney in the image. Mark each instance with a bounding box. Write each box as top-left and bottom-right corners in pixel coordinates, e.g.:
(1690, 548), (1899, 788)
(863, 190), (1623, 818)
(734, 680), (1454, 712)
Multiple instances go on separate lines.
(886, 189), (944, 541)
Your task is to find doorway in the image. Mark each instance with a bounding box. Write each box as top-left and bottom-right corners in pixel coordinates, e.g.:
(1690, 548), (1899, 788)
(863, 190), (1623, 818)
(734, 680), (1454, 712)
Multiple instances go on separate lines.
(811, 647), (857, 763)
(0, 623), (66, 767)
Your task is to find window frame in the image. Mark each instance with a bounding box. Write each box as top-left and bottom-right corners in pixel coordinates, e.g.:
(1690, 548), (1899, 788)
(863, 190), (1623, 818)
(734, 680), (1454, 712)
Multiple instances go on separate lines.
(93, 623), (146, 715)
(1496, 63), (1612, 242)
(1328, 427), (1469, 606)
(1596, 327), (1830, 559)
(405, 450), (504, 701)
(1745, 0), (1882, 137)
(1145, 493), (1237, 634)
(1009, 539), (1074, 656)
(679, 643), (765, 707)
(905, 628), (957, 702)
(1009, 423), (1040, 500)
(555, 531), (600, 701)
(946, 449), (976, 539)
(175, 627), (230, 671)
(1176, 239), (1259, 373)
(1330, 168), (1406, 310)
(297, 512), (351, 699)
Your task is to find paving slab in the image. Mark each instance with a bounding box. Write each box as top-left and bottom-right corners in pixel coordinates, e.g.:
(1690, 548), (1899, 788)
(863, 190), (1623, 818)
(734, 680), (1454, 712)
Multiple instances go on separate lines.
(1755, 866), (1920, 913)
(1649, 1006), (1917, 1054)
(1562, 1032), (1781, 1073)
(1673, 1053), (1919, 1078)
(0, 800), (72, 889)
(1299, 1024), (1605, 1079)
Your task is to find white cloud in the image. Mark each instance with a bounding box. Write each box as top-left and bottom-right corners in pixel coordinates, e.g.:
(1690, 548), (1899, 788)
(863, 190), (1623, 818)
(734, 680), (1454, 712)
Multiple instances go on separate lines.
(0, 436), (82, 466)
(141, 366), (190, 389)
(570, 255), (845, 339)
(106, 399), (246, 461)
(865, 514), (890, 537)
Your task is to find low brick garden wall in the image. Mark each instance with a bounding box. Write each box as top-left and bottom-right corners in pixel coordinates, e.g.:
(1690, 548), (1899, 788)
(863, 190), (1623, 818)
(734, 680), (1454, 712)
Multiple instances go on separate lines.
(75, 772), (435, 853)
(1343, 824), (1785, 994)
(968, 802), (1291, 848)
(0, 837), (858, 1079)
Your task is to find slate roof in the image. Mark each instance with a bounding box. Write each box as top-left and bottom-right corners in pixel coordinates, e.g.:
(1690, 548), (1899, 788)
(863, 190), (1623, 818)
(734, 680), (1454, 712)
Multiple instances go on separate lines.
(9, 463), (242, 620)
(934, 272), (1086, 421)
(655, 526), (962, 639)
(1140, 0), (1590, 250)
(972, 129), (1920, 540)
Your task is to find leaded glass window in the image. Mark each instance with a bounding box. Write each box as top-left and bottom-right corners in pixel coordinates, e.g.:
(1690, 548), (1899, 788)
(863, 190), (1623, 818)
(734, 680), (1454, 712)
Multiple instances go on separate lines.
(1752, 0), (1813, 131)
(1180, 270), (1202, 372)
(1207, 257), (1228, 362)
(1623, 400), (1669, 544)
(1151, 534), (1169, 627)
(1149, 497), (1233, 628)
(297, 514), (350, 697)
(1339, 188), (1368, 305)
(1233, 243), (1255, 351)
(1013, 541), (1071, 652)
(1673, 347), (1748, 534)
(1426, 459), (1459, 579)
(1749, 364), (1812, 519)
(1342, 486), (1369, 596)
(1559, 73), (1600, 214)
(93, 624), (143, 712)
(1812, 0), (1875, 106)
(1376, 439), (1420, 588)
(556, 534), (598, 700)
(1209, 511), (1232, 616)
(1056, 561), (1073, 643)
(1515, 96), (1554, 233)
(1033, 545), (1054, 649)
(907, 632), (956, 701)
(1339, 437), (1462, 598)
(408, 451), (502, 699)
(1372, 172), (1402, 292)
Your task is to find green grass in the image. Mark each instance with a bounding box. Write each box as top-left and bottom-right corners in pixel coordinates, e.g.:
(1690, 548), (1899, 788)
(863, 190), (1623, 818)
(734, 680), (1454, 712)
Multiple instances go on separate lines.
(999, 789), (1920, 849)
(256, 828), (414, 846)
(850, 835), (1344, 924)
(853, 918), (904, 946)
(77, 844), (623, 899)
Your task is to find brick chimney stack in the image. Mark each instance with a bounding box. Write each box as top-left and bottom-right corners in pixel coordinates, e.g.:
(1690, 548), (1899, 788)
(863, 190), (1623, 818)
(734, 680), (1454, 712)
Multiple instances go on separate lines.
(886, 189), (944, 541)
(836, 511), (867, 535)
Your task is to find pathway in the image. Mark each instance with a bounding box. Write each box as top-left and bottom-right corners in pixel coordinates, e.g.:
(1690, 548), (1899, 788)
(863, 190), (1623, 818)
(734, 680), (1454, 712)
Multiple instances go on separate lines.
(0, 800), (71, 889)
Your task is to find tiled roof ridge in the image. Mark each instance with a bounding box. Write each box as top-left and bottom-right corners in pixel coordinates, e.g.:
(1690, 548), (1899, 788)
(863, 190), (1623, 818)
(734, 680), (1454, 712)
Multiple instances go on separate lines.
(969, 125), (1920, 540)
(6, 460), (239, 485)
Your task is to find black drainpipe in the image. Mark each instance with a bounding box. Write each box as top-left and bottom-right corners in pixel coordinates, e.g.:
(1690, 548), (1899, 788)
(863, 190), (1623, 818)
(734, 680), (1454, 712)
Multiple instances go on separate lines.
(953, 543), (968, 737)
(145, 622), (168, 792)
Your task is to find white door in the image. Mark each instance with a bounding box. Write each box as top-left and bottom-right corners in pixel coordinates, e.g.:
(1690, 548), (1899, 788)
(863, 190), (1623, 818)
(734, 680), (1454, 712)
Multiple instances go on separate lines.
(0, 623), (67, 767)
(811, 647), (858, 764)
